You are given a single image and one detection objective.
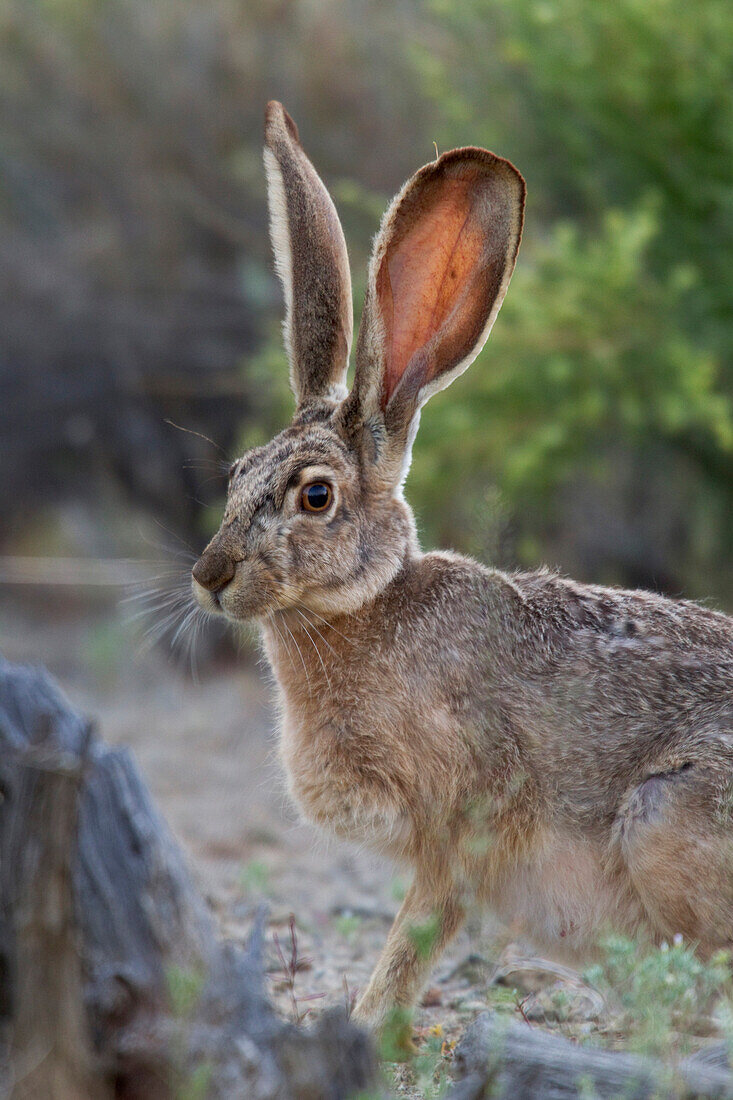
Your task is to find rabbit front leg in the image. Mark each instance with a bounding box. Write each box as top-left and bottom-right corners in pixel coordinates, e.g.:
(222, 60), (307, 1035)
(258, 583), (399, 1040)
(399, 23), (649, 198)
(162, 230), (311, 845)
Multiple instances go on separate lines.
(352, 876), (465, 1030)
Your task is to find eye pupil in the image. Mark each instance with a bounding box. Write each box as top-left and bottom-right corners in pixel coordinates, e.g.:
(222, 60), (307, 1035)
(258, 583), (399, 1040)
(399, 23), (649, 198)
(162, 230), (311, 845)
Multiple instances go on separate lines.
(302, 482), (332, 512)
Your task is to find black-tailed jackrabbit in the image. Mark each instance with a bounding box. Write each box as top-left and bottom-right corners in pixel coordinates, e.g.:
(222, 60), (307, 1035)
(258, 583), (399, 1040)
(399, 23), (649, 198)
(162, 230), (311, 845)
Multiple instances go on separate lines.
(193, 102), (733, 1028)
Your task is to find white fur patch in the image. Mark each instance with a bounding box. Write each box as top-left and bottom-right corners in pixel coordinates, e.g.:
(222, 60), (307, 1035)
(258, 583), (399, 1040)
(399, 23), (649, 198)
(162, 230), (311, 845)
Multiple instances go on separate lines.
(263, 146), (296, 390)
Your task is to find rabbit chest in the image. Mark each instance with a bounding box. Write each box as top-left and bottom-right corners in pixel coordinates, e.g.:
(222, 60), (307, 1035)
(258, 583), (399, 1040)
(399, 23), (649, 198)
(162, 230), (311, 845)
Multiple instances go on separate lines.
(266, 620), (470, 851)
(276, 682), (443, 850)
(282, 727), (413, 850)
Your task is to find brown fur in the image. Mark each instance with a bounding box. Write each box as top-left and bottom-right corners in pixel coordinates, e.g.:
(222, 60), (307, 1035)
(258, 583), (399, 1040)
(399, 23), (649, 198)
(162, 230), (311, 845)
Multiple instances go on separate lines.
(263, 101), (352, 405)
(192, 103), (733, 1029)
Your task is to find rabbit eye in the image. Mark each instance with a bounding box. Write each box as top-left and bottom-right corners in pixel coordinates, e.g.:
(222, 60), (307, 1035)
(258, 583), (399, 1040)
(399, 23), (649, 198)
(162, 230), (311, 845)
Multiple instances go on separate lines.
(301, 482), (333, 513)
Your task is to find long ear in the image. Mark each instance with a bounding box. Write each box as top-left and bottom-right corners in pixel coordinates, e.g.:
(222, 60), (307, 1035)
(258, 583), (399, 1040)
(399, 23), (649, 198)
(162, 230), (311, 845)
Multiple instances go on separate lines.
(264, 101), (353, 407)
(341, 146), (524, 483)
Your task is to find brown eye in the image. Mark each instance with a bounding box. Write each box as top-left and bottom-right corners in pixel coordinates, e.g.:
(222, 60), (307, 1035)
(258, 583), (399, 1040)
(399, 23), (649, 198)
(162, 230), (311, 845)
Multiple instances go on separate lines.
(301, 482), (333, 513)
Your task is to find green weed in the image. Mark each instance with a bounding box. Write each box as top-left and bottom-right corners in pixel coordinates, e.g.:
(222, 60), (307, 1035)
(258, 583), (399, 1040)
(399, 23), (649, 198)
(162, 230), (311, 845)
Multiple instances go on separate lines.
(237, 858), (270, 896)
(334, 912), (363, 942)
(584, 934), (731, 1058)
(408, 914), (442, 963)
(165, 964), (213, 1100)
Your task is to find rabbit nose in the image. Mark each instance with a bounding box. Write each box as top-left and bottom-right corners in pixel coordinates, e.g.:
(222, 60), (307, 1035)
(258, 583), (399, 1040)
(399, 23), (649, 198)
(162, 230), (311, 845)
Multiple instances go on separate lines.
(192, 547), (236, 593)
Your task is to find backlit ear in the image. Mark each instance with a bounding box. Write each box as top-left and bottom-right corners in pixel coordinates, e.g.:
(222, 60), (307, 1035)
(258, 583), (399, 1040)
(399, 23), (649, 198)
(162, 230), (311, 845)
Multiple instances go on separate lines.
(264, 101), (353, 407)
(344, 147), (524, 470)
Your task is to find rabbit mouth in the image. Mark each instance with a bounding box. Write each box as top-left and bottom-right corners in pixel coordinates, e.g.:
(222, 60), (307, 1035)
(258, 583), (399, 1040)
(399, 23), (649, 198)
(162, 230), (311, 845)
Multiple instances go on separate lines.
(191, 575), (226, 615)
(192, 553), (282, 622)
(193, 579), (272, 623)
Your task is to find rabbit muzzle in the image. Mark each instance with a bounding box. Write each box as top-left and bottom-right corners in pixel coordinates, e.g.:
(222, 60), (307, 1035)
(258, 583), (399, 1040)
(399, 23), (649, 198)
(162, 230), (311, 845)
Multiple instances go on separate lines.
(192, 533), (238, 605)
(192, 543), (235, 598)
(192, 532), (283, 620)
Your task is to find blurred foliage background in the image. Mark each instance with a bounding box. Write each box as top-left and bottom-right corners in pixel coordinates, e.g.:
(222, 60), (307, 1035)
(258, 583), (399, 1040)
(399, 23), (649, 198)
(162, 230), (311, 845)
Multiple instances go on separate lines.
(2, 0), (732, 607)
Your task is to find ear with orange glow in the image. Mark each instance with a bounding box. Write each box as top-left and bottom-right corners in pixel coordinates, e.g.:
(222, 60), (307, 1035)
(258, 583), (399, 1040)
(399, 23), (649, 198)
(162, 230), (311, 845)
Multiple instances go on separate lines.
(348, 147), (524, 442)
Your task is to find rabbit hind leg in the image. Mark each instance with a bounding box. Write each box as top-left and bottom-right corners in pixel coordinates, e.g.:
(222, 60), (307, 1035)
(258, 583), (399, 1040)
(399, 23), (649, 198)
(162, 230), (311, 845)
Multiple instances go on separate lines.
(615, 761), (733, 952)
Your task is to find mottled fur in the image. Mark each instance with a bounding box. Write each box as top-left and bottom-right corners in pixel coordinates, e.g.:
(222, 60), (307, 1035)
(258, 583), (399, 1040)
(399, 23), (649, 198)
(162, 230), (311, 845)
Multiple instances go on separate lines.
(192, 102), (733, 1028)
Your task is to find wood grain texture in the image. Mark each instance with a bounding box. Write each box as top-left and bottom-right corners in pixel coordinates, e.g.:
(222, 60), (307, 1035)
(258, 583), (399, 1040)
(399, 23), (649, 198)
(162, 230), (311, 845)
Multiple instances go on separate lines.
(449, 1011), (733, 1100)
(0, 657), (377, 1100)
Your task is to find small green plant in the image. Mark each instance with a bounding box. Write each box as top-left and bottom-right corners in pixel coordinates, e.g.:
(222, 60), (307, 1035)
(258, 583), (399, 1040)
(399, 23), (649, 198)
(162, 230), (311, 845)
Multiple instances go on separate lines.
(486, 984), (520, 1017)
(177, 1063), (213, 1100)
(390, 876), (407, 903)
(713, 991), (733, 1059)
(165, 965), (212, 1100)
(334, 912), (363, 942)
(379, 1005), (415, 1063)
(576, 1075), (600, 1100)
(238, 858), (270, 896)
(584, 934), (731, 1058)
(166, 963), (206, 1020)
(82, 619), (130, 683)
(408, 914), (442, 963)
(412, 1025), (451, 1098)
(380, 1012), (453, 1097)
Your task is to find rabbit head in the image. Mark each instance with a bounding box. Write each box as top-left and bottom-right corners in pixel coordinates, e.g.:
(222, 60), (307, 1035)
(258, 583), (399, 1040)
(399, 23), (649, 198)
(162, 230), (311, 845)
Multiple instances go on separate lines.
(192, 101), (524, 621)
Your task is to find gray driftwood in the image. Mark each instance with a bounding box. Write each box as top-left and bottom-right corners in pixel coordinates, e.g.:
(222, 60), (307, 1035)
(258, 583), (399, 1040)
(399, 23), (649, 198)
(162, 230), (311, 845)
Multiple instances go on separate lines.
(447, 1011), (733, 1100)
(0, 657), (377, 1099)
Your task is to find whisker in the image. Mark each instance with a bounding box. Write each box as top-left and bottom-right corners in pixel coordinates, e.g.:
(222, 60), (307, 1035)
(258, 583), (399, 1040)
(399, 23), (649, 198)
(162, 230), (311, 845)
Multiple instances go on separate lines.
(171, 604), (209, 680)
(268, 611), (297, 674)
(282, 619), (309, 689)
(116, 549), (219, 678)
(126, 600), (186, 624)
(295, 609), (333, 696)
(122, 576), (193, 626)
(296, 608), (339, 660)
(123, 582), (190, 607)
(122, 573), (189, 601)
(181, 458), (229, 471)
(142, 518), (199, 560)
(297, 605), (355, 646)
(140, 602), (189, 639)
(131, 580), (199, 654)
(170, 606), (198, 649)
(186, 474), (228, 491)
(163, 417), (229, 458)
(186, 609), (209, 685)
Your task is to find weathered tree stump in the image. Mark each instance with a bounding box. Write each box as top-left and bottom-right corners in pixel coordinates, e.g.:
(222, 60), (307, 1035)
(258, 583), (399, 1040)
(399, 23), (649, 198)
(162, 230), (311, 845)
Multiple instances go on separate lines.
(0, 657), (377, 1099)
(447, 1011), (733, 1100)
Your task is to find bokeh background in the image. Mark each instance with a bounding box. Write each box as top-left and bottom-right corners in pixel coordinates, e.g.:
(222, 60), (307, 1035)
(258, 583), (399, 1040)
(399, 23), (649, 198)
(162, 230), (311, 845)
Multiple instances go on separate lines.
(3, 0), (732, 602)
(1, 0), (732, 1050)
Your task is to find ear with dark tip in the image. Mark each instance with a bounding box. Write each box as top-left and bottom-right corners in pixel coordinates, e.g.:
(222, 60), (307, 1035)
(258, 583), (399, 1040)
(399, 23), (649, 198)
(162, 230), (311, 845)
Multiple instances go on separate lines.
(340, 146), (524, 484)
(264, 101), (353, 408)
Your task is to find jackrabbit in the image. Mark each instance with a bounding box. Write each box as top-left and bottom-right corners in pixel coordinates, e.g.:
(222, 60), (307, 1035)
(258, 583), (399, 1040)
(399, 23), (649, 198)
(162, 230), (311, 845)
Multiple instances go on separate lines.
(192, 101), (733, 1028)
